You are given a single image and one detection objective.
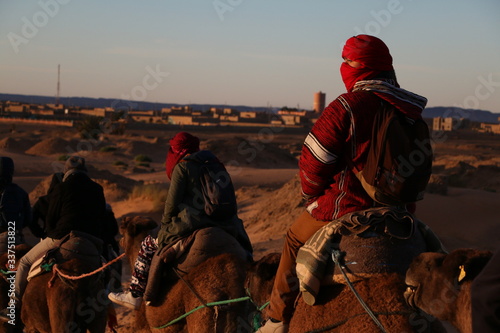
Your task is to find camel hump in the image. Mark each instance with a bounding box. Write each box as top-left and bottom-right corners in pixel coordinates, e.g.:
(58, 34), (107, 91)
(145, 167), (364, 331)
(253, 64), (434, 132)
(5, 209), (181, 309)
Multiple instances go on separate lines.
(50, 230), (103, 270)
(144, 227), (249, 305)
(176, 227), (249, 273)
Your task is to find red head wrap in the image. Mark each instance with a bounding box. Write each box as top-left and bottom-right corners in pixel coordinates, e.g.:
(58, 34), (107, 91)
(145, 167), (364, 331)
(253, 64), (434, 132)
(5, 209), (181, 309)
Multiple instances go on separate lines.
(165, 132), (200, 179)
(340, 35), (394, 92)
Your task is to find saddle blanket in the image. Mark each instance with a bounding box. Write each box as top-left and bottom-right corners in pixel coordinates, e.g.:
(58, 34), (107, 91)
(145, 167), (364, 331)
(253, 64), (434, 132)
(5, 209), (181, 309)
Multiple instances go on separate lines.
(295, 207), (446, 305)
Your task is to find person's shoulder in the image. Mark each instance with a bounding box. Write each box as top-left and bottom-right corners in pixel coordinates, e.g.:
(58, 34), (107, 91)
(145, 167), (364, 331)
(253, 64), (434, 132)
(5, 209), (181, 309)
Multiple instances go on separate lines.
(185, 150), (218, 163)
(4, 182), (28, 196)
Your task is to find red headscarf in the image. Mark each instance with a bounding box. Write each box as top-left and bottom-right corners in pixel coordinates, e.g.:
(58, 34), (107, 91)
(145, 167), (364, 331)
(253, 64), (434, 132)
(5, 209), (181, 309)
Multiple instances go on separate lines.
(165, 132), (200, 179)
(340, 35), (394, 92)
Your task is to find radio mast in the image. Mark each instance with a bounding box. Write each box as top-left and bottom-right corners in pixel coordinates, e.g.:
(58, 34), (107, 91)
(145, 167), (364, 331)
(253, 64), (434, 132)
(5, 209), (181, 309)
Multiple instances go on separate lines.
(56, 64), (60, 106)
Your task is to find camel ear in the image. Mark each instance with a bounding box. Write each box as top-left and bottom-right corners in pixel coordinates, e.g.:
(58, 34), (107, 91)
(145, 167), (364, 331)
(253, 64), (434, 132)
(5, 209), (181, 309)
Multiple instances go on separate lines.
(447, 249), (492, 284)
(458, 265), (466, 283)
(460, 251), (492, 282)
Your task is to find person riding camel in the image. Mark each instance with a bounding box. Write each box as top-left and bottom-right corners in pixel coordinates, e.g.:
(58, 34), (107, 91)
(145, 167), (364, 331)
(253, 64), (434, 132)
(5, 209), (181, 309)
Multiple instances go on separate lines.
(0, 156), (31, 253)
(109, 131), (252, 310)
(257, 35), (439, 333)
(0, 155), (108, 322)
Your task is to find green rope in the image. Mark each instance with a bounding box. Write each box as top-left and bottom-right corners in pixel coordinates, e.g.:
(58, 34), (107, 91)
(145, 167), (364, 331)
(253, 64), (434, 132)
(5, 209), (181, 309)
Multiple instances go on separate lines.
(0, 269), (14, 275)
(153, 296), (251, 329)
(41, 262), (55, 272)
(252, 301), (270, 331)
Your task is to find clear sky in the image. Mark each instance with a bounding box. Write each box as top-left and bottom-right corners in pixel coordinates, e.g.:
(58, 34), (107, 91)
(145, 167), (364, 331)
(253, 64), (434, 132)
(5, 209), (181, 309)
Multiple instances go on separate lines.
(1, 0), (500, 112)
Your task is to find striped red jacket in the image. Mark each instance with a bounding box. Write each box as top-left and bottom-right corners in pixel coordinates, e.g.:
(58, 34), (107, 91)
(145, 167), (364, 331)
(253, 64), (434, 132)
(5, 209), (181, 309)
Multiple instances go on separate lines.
(299, 80), (427, 221)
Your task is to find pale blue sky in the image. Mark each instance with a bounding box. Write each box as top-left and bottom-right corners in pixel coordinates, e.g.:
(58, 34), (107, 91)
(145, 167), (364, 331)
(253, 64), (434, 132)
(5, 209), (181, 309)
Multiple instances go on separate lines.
(1, 0), (499, 112)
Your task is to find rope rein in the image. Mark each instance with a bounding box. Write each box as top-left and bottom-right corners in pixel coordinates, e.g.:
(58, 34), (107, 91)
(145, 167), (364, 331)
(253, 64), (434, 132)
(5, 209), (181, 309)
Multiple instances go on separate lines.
(332, 249), (388, 333)
(48, 252), (125, 288)
(245, 287), (270, 331)
(152, 296), (251, 329)
(152, 267), (256, 329)
(172, 266), (209, 307)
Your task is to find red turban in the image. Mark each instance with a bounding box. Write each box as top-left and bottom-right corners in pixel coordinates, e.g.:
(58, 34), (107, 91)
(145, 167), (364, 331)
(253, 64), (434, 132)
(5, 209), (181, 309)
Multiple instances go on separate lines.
(165, 132), (200, 179)
(340, 35), (394, 92)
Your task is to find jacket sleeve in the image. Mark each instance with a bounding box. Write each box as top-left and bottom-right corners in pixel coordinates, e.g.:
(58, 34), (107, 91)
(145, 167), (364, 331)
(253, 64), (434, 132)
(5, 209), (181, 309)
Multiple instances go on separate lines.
(161, 163), (188, 226)
(299, 98), (350, 202)
(45, 184), (63, 235)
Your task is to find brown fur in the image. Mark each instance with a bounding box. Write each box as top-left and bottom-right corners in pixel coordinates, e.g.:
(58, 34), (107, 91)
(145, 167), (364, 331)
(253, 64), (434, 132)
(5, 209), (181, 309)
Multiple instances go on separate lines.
(405, 248), (493, 333)
(120, 216), (251, 333)
(21, 239), (108, 333)
(247, 252), (447, 333)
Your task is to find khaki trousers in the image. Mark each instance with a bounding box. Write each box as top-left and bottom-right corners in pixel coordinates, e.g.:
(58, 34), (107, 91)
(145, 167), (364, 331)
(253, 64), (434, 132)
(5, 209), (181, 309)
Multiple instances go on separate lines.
(266, 210), (328, 323)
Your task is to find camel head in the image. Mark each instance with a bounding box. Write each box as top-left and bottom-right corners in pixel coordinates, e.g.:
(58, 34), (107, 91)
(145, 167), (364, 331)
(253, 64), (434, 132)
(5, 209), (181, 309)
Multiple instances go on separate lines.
(245, 253), (281, 309)
(119, 216), (158, 264)
(404, 248), (492, 322)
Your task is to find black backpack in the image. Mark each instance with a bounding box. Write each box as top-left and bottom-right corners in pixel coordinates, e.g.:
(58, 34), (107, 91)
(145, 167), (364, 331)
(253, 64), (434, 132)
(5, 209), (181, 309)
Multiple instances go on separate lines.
(0, 183), (28, 229)
(353, 102), (433, 206)
(197, 158), (237, 220)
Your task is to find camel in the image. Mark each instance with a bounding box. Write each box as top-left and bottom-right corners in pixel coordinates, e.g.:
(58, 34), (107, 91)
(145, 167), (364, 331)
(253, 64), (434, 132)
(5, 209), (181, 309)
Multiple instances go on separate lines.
(119, 216), (252, 333)
(0, 243), (31, 333)
(404, 248), (493, 333)
(21, 233), (109, 333)
(246, 248), (447, 332)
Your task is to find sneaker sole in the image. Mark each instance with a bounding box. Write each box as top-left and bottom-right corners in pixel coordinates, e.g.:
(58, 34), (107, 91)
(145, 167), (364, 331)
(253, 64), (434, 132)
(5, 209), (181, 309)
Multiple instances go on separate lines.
(108, 295), (140, 310)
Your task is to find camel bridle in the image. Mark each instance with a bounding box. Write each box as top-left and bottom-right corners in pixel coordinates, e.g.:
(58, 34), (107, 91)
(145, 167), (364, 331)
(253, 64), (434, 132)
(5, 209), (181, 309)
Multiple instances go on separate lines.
(332, 249), (389, 333)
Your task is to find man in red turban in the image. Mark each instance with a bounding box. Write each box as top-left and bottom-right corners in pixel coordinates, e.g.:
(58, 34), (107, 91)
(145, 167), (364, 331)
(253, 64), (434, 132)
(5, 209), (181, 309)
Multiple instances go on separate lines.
(257, 35), (430, 333)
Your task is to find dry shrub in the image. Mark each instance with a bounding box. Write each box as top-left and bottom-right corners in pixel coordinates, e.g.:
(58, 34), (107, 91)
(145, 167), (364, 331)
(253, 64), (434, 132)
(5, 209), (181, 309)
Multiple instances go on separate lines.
(128, 183), (168, 212)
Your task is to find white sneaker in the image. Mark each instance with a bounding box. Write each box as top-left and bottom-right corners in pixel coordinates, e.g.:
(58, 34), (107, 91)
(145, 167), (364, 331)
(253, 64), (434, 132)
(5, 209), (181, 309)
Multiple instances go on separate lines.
(108, 291), (142, 310)
(256, 319), (289, 333)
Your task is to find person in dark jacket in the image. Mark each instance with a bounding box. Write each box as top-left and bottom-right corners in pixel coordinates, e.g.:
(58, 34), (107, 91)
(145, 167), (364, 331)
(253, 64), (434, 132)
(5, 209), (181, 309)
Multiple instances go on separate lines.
(0, 156), (31, 254)
(108, 132), (252, 310)
(28, 172), (63, 239)
(0, 156), (107, 321)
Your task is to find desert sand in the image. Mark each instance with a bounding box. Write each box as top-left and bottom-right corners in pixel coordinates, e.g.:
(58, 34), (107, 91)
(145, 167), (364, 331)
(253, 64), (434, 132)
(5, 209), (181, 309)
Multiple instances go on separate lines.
(1, 122), (499, 332)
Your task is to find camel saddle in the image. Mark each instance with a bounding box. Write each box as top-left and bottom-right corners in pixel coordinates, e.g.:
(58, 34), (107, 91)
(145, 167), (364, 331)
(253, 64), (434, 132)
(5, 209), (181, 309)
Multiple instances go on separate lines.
(28, 230), (103, 281)
(296, 207), (445, 305)
(144, 226), (249, 305)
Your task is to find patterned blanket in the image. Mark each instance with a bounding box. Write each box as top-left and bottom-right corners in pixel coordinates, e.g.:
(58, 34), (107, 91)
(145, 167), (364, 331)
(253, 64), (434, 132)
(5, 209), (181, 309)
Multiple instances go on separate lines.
(295, 207), (445, 305)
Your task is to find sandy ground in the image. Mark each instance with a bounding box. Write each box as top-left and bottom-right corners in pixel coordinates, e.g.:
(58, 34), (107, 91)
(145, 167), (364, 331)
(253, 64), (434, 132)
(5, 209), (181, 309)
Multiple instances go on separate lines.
(1, 122), (499, 332)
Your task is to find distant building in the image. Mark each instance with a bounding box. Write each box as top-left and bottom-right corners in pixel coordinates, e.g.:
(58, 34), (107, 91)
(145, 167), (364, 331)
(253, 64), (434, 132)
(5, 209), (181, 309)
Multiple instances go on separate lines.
(240, 111), (257, 119)
(478, 122), (500, 134)
(313, 91), (326, 113)
(168, 115), (194, 125)
(433, 117), (463, 131)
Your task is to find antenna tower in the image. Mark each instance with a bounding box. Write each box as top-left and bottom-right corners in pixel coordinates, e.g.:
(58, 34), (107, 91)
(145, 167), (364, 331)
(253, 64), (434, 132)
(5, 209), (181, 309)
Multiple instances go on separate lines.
(56, 64), (60, 106)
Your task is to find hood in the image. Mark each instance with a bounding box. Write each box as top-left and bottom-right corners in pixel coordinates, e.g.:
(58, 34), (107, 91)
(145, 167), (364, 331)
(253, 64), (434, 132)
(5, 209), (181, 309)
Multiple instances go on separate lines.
(353, 80), (427, 119)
